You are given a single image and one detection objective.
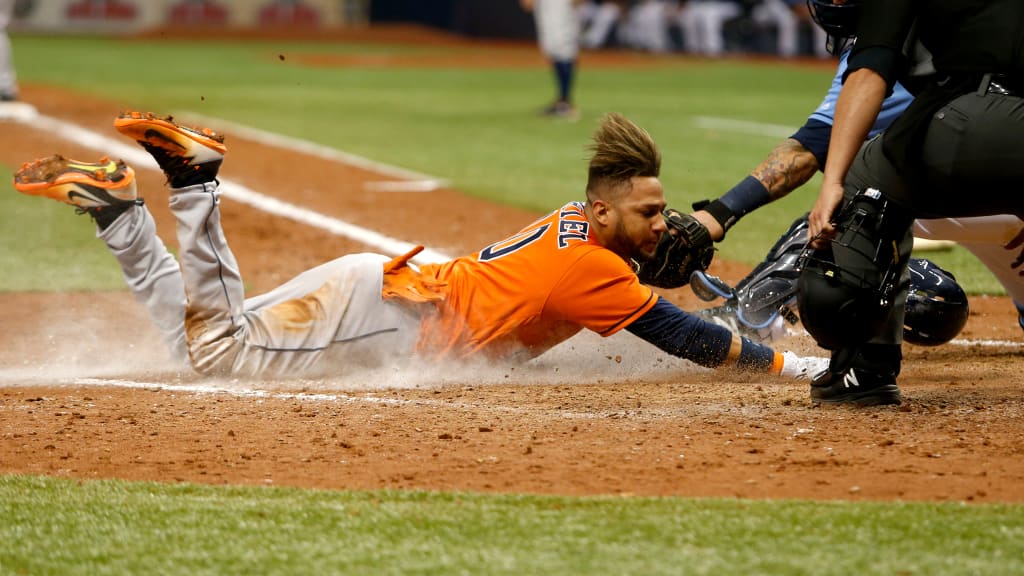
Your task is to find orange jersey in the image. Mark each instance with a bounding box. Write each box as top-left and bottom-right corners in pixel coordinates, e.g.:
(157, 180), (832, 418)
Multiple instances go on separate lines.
(415, 201), (658, 359)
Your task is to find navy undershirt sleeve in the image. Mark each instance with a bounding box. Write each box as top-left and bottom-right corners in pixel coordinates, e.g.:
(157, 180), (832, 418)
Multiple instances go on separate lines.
(627, 298), (731, 367)
(789, 119), (832, 171)
(626, 298), (776, 370)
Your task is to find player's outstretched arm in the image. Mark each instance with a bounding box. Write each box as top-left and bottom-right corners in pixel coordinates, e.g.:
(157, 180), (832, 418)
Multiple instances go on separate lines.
(625, 297), (827, 379)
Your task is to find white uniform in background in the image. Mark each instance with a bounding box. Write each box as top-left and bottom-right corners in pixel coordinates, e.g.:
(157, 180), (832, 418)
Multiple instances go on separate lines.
(914, 216), (1024, 307)
(532, 0), (580, 63)
(621, 0), (674, 53)
(751, 0), (798, 57)
(677, 0), (743, 56)
(577, 0), (622, 49)
(0, 0), (17, 99)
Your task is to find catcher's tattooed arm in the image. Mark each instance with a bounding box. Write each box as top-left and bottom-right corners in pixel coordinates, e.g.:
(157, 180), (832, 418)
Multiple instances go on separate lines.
(692, 137), (820, 242)
(751, 138), (820, 201)
(689, 47), (916, 243)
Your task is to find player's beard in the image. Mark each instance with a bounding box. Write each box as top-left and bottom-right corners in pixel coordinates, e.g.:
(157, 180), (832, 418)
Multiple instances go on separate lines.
(636, 237), (660, 260)
(615, 218), (659, 262)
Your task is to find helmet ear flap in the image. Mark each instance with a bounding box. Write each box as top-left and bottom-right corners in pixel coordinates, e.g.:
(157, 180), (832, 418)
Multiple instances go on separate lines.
(903, 258), (970, 346)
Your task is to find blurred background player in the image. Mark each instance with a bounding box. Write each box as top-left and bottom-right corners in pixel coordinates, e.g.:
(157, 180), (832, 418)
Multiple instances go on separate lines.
(521, 0), (581, 119)
(575, 0), (847, 57)
(749, 0), (799, 58)
(577, 0), (623, 49)
(0, 0), (18, 101)
(677, 0), (744, 57)
(619, 0), (675, 54)
(787, 0), (829, 58)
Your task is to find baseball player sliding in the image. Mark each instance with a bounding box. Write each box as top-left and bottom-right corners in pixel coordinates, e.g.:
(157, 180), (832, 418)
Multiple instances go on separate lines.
(13, 111), (827, 381)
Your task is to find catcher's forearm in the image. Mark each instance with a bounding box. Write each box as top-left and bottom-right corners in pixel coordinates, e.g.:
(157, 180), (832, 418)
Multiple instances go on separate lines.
(694, 138), (819, 241)
(751, 138), (820, 200)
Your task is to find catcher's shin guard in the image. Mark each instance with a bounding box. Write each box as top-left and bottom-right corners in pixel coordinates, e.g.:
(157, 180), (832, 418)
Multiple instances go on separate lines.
(690, 270), (735, 301)
(731, 214), (809, 329)
(691, 214), (809, 342)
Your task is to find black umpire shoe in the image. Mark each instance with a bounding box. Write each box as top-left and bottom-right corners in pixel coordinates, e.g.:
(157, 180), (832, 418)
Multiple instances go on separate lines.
(810, 367), (902, 407)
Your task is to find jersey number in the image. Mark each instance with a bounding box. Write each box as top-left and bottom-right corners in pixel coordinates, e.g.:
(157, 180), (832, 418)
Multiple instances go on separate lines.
(479, 224), (550, 262)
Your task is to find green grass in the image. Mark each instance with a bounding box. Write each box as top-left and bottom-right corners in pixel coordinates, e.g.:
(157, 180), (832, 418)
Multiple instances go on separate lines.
(0, 165), (126, 291)
(5, 34), (1005, 293)
(3, 474), (1023, 576)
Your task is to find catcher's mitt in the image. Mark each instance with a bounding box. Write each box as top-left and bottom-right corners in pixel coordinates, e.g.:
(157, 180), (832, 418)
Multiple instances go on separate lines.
(634, 209), (715, 288)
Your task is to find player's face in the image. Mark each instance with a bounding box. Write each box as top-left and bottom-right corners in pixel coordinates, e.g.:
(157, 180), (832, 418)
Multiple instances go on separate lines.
(609, 176), (667, 261)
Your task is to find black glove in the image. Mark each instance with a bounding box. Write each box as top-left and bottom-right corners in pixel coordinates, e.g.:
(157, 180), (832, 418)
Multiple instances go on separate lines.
(634, 209), (715, 288)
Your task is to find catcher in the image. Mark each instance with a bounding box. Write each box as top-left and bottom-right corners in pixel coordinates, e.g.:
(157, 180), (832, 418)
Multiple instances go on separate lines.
(13, 111), (826, 380)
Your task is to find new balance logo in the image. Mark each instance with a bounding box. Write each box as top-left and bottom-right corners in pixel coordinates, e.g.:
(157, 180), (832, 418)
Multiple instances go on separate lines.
(843, 371), (860, 389)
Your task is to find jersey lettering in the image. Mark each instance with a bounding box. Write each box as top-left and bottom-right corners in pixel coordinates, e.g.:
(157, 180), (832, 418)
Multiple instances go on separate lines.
(558, 219), (588, 248)
(557, 202), (589, 248)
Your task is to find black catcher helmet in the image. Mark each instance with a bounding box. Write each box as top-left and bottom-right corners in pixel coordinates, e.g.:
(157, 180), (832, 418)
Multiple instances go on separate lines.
(903, 259), (970, 346)
(806, 0), (863, 54)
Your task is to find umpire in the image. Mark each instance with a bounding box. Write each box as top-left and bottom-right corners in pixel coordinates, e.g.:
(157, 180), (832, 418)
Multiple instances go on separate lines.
(796, 0), (1024, 406)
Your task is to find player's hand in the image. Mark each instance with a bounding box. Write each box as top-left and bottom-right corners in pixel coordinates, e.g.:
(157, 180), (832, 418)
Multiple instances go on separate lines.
(808, 180), (844, 248)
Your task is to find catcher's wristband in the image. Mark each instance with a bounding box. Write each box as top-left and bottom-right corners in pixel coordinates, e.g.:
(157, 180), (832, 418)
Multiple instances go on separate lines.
(691, 199), (738, 239)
